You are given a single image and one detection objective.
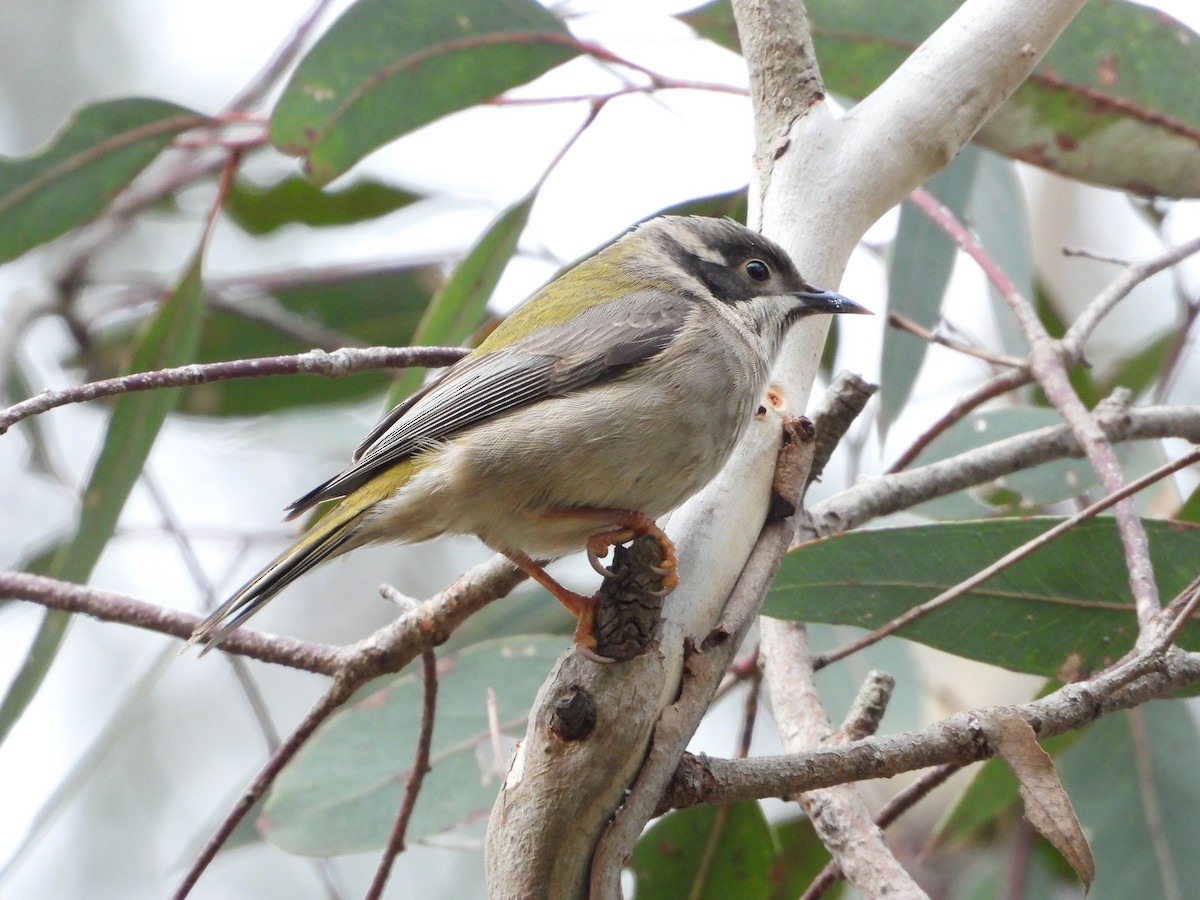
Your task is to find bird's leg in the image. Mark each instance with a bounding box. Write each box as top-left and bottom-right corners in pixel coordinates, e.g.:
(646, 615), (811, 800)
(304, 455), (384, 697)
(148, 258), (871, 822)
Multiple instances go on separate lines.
(501, 509), (677, 651)
(500, 548), (600, 649)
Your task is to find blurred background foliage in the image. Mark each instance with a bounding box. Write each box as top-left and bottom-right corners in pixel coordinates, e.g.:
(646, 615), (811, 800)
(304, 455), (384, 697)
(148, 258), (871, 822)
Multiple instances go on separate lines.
(1, 0), (1199, 897)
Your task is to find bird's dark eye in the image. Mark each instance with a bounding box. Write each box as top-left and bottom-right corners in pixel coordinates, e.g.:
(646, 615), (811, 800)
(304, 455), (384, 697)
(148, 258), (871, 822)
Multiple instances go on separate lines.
(744, 259), (770, 282)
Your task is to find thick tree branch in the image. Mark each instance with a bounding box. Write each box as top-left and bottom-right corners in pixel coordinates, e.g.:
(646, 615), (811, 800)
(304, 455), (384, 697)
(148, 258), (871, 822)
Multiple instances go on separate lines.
(809, 404), (1200, 537)
(761, 619), (925, 898)
(660, 647), (1200, 812)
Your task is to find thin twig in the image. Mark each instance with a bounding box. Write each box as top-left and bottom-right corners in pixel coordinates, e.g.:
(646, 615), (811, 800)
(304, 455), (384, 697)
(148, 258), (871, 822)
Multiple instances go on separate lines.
(1062, 232), (1200, 357)
(173, 674), (359, 899)
(0, 346), (466, 433)
(0, 571), (343, 674)
(366, 648), (439, 900)
(885, 368), (1031, 474)
(736, 661), (763, 759)
(1061, 246), (1130, 266)
(814, 446), (1200, 669)
(711, 646), (762, 707)
(814, 404), (1200, 537)
(172, 555), (523, 895)
(223, 0), (338, 111)
(888, 311), (1025, 369)
(1151, 572), (1200, 654)
(144, 474), (283, 751)
(909, 188), (1163, 630)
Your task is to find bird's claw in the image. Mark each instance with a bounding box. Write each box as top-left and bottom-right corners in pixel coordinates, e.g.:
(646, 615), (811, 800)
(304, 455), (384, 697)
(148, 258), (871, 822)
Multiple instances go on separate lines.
(587, 545), (622, 579)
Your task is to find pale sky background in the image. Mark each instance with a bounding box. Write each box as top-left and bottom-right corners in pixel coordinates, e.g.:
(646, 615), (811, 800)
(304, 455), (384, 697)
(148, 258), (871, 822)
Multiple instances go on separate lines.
(1, 1), (1199, 897)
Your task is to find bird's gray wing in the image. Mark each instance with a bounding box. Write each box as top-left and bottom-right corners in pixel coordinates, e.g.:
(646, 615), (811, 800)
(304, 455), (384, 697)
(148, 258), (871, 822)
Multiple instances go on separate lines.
(286, 291), (691, 515)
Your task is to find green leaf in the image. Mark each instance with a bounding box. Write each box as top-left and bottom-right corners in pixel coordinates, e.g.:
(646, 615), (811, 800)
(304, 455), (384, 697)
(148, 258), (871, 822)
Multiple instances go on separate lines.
(1176, 482), (1200, 524)
(768, 817), (839, 900)
(224, 175), (421, 235)
(0, 98), (205, 263)
(762, 518), (1200, 676)
(271, 0), (581, 184)
(684, 0), (1200, 198)
(0, 248), (205, 742)
(193, 265), (439, 416)
(260, 635), (563, 855)
(1097, 330), (1176, 400)
(76, 265), (441, 417)
(909, 408), (1099, 518)
(631, 801), (775, 900)
(880, 145), (980, 436)
(655, 188), (749, 223)
(968, 149), (1031, 357)
(1058, 703), (1200, 899)
(383, 194), (532, 408)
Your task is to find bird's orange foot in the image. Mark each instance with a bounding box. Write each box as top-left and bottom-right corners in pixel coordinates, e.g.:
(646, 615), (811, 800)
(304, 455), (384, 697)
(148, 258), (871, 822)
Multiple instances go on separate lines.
(502, 508), (678, 655)
(583, 510), (678, 596)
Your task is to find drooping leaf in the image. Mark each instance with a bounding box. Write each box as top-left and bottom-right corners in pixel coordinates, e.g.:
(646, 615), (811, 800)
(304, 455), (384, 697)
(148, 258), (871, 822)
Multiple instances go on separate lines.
(684, 0), (1200, 197)
(260, 636), (563, 855)
(0, 248), (205, 741)
(762, 518), (1200, 676)
(631, 801), (775, 900)
(224, 175), (422, 234)
(0, 98), (205, 263)
(271, 0), (581, 184)
(937, 707), (1081, 845)
(879, 146), (980, 436)
(982, 709), (1093, 889)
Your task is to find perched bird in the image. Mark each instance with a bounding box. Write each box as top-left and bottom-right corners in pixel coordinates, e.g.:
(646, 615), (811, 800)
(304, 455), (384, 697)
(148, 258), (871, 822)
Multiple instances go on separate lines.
(189, 216), (868, 652)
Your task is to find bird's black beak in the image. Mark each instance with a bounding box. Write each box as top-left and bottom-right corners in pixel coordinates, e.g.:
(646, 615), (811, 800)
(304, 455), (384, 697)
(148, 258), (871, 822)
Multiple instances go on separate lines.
(792, 286), (872, 316)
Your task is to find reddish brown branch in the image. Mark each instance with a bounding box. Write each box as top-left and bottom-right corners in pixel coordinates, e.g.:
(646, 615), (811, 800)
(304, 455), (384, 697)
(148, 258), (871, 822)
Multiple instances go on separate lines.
(0, 346), (467, 434)
(366, 648), (439, 900)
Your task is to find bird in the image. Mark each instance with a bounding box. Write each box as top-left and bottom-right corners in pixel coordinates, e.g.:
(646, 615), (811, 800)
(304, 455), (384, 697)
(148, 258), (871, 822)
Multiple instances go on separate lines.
(188, 216), (869, 652)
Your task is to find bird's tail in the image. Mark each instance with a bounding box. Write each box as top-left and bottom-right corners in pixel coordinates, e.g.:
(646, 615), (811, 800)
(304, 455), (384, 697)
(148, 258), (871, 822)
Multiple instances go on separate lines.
(187, 496), (373, 654)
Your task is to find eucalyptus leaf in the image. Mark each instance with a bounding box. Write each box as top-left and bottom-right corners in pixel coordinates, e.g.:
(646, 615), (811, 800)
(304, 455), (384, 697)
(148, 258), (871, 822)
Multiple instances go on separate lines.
(1058, 703), (1200, 898)
(879, 146), (980, 436)
(261, 636), (563, 855)
(0, 248), (205, 741)
(632, 801), (775, 900)
(225, 175), (422, 234)
(763, 518), (1200, 676)
(684, 0), (1200, 197)
(0, 98), (205, 262)
(271, 0), (581, 184)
